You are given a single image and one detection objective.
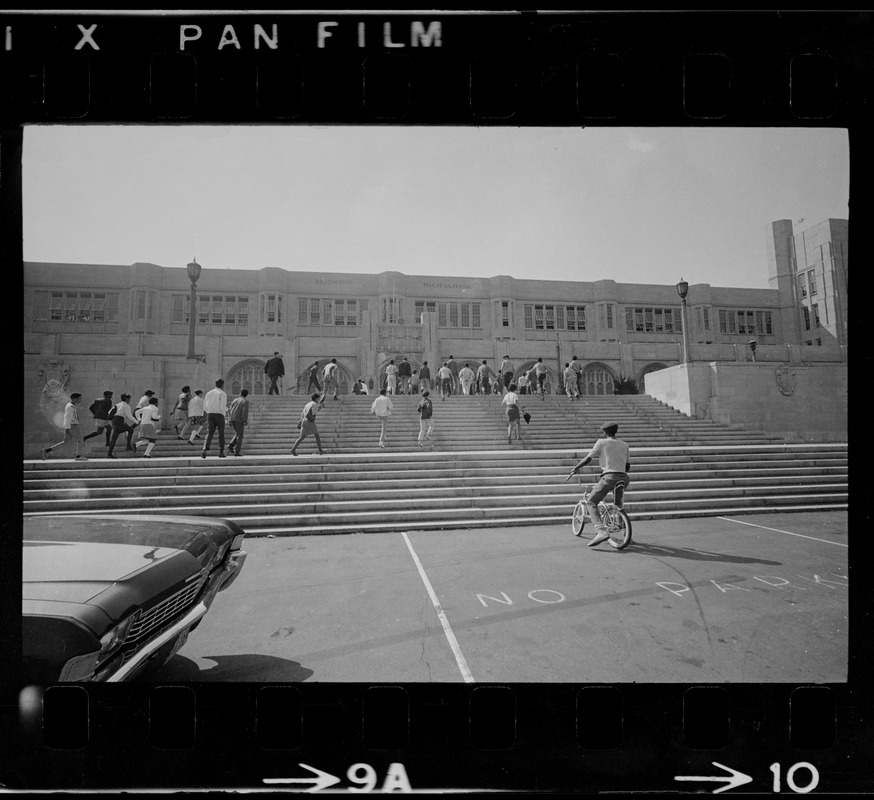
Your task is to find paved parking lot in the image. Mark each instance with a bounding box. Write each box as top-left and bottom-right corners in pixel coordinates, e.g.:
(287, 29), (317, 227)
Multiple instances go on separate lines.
(153, 511), (848, 683)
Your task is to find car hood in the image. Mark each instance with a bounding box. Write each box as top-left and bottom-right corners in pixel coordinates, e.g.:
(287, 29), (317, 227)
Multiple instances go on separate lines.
(23, 541), (182, 604)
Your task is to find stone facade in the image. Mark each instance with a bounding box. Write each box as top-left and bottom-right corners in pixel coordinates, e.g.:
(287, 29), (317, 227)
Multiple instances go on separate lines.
(24, 218), (848, 452)
(645, 361), (848, 442)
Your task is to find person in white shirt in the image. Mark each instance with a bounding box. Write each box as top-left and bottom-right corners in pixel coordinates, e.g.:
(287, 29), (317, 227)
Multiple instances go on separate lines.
(291, 392), (324, 455)
(43, 392), (87, 460)
(322, 358), (340, 404)
(517, 372), (530, 395)
(563, 363), (580, 401)
(201, 378), (228, 458)
(437, 362), (453, 401)
(499, 356), (515, 394)
(135, 397), (162, 458)
(501, 383), (524, 444)
(534, 358), (548, 398)
(385, 360), (399, 395)
(571, 422), (631, 547)
(107, 393), (139, 457)
(137, 389), (155, 409)
(182, 390), (205, 444)
(370, 388), (394, 448)
(458, 363), (476, 395)
(570, 355), (583, 396)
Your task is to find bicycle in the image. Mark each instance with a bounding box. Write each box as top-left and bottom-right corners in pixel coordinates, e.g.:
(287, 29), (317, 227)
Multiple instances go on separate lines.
(565, 472), (633, 549)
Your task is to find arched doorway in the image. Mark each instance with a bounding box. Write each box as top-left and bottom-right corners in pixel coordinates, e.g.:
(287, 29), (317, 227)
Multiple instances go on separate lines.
(377, 355), (423, 394)
(514, 360), (558, 395)
(580, 363), (617, 395)
(638, 362), (669, 393)
(296, 359), (355, 396)
(227, 359), (268, 396)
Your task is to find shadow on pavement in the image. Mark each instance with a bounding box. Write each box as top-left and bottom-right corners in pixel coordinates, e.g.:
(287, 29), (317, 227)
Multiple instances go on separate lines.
(142, 653), (314, 682)
(616, 542), (783, 566)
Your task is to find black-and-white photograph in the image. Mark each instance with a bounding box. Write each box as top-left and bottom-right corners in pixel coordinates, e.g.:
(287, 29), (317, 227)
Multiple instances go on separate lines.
(22, 124), (848, 685)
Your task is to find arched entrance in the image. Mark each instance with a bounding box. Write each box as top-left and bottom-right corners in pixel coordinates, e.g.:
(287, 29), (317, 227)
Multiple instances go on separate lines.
(514, 360), (558, 395)
(580, 363), (617, 395)
(638, 362), (669, 392)
(296, 359), (355, 396)
(377, 354), (423, 393)
(227, 359), (268, 396)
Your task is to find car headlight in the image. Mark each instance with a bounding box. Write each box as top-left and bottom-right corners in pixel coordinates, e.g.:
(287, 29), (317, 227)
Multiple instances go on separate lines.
(231, 533), (245, 551)
(98, 613), (137, 658)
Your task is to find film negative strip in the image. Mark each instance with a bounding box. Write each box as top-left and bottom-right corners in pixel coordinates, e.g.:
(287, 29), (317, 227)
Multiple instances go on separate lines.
(2, 9), (870, 794)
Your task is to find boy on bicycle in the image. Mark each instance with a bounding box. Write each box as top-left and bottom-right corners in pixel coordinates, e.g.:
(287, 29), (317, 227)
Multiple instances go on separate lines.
(571, 422), (631, 547)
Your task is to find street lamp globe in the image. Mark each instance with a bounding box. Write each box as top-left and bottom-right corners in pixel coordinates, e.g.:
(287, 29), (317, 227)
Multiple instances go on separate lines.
(187, 259), (202, 284)
(676, 277), (689, 300)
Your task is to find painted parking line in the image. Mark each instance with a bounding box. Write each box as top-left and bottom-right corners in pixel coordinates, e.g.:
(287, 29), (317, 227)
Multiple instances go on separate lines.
(401, 531), (475, 683)
(717, 516), (848, 548)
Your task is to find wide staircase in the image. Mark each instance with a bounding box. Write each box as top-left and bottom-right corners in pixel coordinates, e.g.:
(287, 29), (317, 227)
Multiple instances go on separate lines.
(23, 393), (848, 536)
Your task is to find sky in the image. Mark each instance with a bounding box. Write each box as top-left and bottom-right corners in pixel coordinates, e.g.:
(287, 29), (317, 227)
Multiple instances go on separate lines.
(22, 125), (848, 289)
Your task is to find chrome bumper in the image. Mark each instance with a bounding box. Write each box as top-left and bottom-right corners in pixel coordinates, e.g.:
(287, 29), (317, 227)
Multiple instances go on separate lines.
(105, 601), (208, 682)
(217, 549), (247, 593)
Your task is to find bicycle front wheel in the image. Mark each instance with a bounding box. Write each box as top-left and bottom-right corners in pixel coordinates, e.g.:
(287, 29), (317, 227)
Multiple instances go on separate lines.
(606, 508), (633, 549)
(572, 501), (587, 537)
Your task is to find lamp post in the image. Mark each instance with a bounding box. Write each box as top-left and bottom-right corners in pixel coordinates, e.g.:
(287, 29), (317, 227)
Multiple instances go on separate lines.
(186, 259), (202, 361)
(676, 277), (690, 365)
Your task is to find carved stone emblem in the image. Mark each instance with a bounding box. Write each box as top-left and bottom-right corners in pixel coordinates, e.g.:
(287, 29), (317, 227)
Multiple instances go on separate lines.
(776, 366), (797, 396)
(38, 359), (71, 399)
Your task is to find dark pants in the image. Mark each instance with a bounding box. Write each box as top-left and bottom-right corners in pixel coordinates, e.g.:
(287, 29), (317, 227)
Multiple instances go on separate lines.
(267, 374), (281, 395)
(84, 422), (111, 445)
(204, 413), (226, 452)
(107, 421), (135, 455)
(228, 420), (245, 455)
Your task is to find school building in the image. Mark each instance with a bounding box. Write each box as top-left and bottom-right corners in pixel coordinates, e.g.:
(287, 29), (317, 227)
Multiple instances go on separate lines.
(24, 218), (847, 437)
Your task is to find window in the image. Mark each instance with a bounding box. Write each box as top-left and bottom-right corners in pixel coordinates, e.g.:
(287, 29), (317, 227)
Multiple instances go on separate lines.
(35, 290), (119, 327)
(50, 292), (63, 321)
(211, 295), (223, 324)
(172, 295), (184, 323)
(309, 298), (320, 326)
(627, 307), (679, 334)
(425, 301), (482, 329)
(812, 303), (820, 328)
(382, 297), (399, 323)
(502, 301), (510, 327)
(802, 306), (811, 331)
(566, 305), (586, 331)
(798, 274), (807, 298)
(722, 308), (771, 336)
(414, 300), (436, 321)
(224, 296), (236, 324)
(808, 271), (817, 296)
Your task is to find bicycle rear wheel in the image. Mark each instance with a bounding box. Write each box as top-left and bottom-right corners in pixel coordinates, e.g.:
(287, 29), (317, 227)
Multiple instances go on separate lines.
(572, 501), (587, 536)
(606, 508), (633, 549)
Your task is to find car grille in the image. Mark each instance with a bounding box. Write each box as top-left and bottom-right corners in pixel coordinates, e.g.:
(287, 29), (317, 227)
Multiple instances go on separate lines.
(120, 579), (204, 661)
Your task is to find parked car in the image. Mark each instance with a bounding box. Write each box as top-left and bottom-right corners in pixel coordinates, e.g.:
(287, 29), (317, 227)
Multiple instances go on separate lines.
(23, 514), (248, 683)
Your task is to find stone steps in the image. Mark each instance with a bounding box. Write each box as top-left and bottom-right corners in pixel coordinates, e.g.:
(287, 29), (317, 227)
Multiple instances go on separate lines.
(24, 443), (848, 535)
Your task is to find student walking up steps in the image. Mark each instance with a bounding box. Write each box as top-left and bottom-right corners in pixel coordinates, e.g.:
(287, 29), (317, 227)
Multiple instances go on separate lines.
(291, 393), (324, 456)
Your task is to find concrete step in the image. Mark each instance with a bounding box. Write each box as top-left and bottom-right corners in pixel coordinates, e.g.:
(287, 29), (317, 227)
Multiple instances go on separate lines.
(27, 495), (849, 536)
(22, 464), (848, 497)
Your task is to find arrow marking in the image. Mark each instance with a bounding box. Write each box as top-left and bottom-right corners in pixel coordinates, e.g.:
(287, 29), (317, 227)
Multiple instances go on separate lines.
(263, 763), (341, 792)
(675, 762), (753, 794)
